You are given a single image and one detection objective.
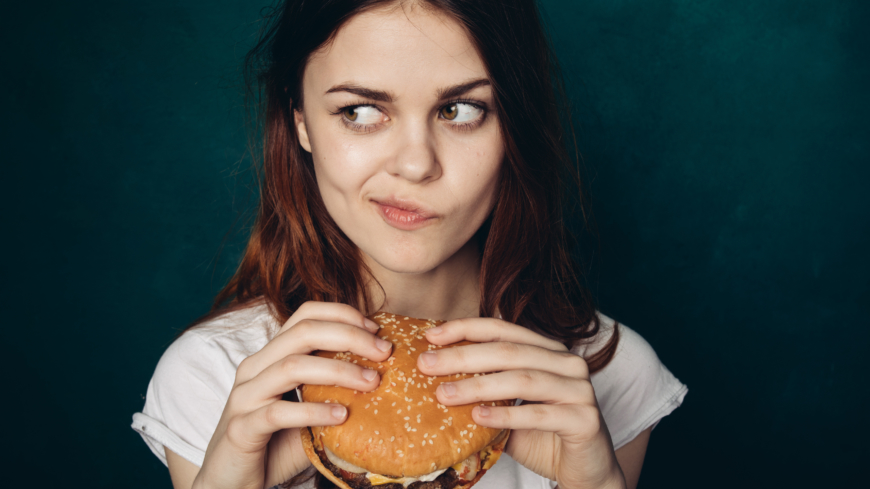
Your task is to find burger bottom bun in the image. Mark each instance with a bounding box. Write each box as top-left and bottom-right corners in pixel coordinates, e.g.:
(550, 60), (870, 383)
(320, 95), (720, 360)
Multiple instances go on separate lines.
(300, 426), (511, 489)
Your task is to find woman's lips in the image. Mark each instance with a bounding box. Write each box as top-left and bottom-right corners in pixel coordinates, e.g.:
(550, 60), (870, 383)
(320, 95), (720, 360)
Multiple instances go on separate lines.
(373, 199), (437, 230)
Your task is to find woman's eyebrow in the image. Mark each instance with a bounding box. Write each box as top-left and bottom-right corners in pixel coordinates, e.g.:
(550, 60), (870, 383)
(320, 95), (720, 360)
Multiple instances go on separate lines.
(324, 78), (491, 102)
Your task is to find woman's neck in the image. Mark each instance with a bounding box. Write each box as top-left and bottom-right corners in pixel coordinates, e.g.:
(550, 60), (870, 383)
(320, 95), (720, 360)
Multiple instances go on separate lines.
(362, 240), (481, 321)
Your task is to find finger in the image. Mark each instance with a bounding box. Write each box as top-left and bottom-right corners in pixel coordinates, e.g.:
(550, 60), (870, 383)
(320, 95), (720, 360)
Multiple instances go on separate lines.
(424, 318), (567, 352)
(234, 354), (382, 409)
(236, 320), (392, 383)
(418, 341), (587, 379)
(435, 370), (594, 407)
(280, 301), (379, 335)
(469, 402), (601, 440)
(226, 400), (348, 452)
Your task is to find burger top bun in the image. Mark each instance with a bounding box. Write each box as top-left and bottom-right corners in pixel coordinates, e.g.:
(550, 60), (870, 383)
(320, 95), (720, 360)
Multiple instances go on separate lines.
(300, 313), (515, 478)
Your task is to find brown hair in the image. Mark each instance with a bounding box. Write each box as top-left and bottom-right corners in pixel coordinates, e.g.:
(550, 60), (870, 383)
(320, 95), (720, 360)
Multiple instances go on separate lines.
(194, 0), (619, 391)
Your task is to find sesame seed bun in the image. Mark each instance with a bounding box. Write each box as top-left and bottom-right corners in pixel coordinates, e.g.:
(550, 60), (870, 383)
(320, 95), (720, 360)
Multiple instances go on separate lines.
(299, 313), (514, 486)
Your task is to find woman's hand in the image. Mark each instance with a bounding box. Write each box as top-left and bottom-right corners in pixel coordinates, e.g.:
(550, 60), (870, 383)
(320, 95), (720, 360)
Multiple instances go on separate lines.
(191, 302), (393, 489)
(417, 318), (627, 489)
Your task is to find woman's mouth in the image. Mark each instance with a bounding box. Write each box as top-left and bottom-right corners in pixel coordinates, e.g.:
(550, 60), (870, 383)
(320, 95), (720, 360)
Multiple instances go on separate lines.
(372, 198), (437, 231)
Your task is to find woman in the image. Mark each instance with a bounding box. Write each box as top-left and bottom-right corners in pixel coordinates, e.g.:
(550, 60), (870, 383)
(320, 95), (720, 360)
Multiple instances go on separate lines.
(132, 1), (688, 488)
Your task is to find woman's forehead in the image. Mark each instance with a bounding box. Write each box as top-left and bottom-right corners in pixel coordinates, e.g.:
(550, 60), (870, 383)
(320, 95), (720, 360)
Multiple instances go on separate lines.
(304, 5), (489, 102)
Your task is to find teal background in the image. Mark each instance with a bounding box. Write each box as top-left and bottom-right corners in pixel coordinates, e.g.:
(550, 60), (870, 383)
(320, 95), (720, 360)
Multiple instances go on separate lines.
(2, 0), (867, 487)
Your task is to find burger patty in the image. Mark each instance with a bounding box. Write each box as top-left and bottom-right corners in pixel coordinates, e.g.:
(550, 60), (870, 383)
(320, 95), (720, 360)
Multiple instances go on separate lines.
(314, 443), (463, 489)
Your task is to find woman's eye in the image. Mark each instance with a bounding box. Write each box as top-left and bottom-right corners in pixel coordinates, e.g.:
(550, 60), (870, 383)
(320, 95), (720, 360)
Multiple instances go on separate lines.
(440, 103), (482, 123)
(343, 106), (383, 124)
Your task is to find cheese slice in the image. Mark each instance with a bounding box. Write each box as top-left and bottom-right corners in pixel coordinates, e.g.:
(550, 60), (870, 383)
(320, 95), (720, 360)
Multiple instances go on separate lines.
(366, 468), (448, 487)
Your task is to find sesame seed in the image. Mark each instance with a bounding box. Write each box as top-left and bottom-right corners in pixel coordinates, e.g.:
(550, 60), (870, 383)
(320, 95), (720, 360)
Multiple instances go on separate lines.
(463, 439), (469, 444)
(374, 410), (378, 414)
(375, 431), (379, 435)
(454, 440), (458, 444)
(374, 402), (378, 405)
(440, 426), (445, 430)
(365, 404), (370, 409)
(360, 426), (363, 431)
(404, 417), (410, 420)
(409, 444), (414, 448)
(368, 438), (372, 443)
(418, 401), (423, 405)
(470, 433), (474, 438)
(424, 433), (428, 438)
(457, 448), (461, 453)
(399, 453), (404, 457)
(379, 439), (383, 444)
(398, 410), (402, 414)
(391, 436), (395, 441)
(431, 434), (437, 438)
(412, 428), (417, 432)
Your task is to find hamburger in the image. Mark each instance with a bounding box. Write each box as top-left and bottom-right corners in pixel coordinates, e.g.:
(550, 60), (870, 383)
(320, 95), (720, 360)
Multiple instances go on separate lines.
(298, 312), (513, 489)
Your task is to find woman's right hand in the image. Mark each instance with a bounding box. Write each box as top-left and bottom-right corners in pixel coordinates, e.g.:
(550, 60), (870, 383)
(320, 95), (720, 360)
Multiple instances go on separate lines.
(189, 302), (393, 489)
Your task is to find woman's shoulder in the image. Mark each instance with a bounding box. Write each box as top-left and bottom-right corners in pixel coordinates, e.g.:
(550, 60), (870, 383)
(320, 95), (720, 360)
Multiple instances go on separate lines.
(576, 312), (689, 450)
(572, 311), (656, 368)
(181, 301), (281, 357)
(150, 302), (281, 396)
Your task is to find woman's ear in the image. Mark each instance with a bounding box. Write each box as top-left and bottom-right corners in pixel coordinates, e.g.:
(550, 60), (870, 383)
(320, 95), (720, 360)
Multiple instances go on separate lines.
(294, 108), (312, 153)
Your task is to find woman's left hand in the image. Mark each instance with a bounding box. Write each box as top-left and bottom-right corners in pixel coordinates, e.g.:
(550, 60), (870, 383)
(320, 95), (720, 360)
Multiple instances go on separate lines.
(417, 318), (627, 489)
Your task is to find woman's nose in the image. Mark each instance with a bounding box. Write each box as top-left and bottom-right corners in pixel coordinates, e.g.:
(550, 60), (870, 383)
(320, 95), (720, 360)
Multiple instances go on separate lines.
(384, 119), (442, 183)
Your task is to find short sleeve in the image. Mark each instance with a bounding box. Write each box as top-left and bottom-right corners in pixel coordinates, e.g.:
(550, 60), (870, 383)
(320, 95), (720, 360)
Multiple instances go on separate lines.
(131, 330), (236, 467)
(582, 315), (689, 451)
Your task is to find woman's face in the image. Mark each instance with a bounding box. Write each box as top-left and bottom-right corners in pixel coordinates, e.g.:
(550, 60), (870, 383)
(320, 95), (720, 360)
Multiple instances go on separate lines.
(295, 3), (503, 275)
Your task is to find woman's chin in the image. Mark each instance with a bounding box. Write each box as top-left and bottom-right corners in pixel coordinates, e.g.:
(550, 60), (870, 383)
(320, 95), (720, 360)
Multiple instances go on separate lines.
(362, 248), (445, 275)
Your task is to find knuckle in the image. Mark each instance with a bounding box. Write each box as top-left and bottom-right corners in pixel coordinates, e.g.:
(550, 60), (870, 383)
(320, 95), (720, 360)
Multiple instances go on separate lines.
(225, 389), (245, 414)
(467, 377), (486, 398)
(263, 403), (284, 427)
(563, 353), (589, 377)
(495, 341), (521, 358)
(225, 415), (247, 446)
(514, 369), (536, 387)
(298, 301), (317, 314)
(578, 404), (601, 431)
(298, 402), (321, 423)
(530, 403), (548, 418)
(280, 354), (301, 373)
(235, 356), (256, 382)
(293, 318), (315, 334)
(576, 379), (595, 399)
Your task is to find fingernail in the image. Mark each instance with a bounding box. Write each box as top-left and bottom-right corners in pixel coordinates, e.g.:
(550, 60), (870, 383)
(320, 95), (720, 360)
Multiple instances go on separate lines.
(365, 319), (379, 331)
(427, 326), (443, 335)
(362, 368), (377, 381)
(331, 405), (347, 419)
(420, 351), (437, 367)
(375, 338), (392, 352)
(477, 406), (491, 417)
(440, 382), (456, 398)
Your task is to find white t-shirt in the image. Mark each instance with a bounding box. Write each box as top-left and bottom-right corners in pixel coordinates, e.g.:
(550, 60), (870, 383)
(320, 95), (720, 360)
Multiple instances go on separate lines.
(131, 304), (688, 489)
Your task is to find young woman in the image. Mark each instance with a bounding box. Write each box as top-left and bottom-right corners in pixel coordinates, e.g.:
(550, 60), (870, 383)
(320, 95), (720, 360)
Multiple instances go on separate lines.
(131, 1), (688, 488)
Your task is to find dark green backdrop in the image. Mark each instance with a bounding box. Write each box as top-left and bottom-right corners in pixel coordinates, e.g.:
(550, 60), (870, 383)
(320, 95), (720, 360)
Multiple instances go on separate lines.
(2, 0), (867, 487)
